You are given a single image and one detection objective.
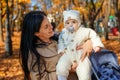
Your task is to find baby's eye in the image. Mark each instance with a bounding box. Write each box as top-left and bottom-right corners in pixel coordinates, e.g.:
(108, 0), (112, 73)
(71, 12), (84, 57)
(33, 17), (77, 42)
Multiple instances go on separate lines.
(66, 22), (69, 24)
(72, 21), (77, 23)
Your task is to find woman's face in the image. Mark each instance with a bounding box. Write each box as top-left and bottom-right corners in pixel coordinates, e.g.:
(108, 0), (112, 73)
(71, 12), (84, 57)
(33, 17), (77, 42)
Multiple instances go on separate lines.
(35, 16), (54, 41)
(65, 19), (80, 32)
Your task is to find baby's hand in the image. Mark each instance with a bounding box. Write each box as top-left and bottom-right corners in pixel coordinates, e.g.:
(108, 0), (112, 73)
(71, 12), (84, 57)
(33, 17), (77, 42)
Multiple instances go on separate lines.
(93, 46), (101, 52)
(59, 52), (64, 56)
(70, 60), (78, 72)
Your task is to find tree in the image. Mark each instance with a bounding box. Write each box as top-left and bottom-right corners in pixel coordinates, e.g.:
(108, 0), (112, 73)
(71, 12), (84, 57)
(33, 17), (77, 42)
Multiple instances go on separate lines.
(0, 2), (4, 42)
(4, 0), (13, 57)
(112, 0), (120, 32)
(86, 0), (104, 29)
(103, 0), (111, 40)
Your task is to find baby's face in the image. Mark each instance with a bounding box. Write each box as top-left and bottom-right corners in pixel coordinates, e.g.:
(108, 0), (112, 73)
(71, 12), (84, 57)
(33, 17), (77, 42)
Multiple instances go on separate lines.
(65, 19), (80, 32)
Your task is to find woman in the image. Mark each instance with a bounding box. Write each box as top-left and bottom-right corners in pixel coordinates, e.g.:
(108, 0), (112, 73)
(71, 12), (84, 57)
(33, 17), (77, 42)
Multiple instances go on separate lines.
(19, 11), (93, 80)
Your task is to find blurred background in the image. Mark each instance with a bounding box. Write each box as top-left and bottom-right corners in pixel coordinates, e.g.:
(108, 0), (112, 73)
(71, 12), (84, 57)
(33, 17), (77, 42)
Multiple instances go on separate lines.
(0, 0), (120, 79)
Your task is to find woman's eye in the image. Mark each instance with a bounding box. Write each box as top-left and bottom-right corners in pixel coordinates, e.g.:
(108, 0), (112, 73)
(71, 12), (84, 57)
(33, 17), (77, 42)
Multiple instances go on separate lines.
(45, 25), (49, 29)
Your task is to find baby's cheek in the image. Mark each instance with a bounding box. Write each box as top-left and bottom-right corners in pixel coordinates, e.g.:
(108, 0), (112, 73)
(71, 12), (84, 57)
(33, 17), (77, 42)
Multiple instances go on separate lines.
(74, 26), (79, 31)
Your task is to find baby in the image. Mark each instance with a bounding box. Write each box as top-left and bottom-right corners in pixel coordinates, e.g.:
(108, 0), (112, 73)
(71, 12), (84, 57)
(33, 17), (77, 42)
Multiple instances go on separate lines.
(56, 10), (104, 80)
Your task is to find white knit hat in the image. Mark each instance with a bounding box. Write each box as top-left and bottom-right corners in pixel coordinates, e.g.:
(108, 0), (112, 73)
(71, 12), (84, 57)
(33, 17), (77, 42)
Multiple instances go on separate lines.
(63, 10), (81, 24)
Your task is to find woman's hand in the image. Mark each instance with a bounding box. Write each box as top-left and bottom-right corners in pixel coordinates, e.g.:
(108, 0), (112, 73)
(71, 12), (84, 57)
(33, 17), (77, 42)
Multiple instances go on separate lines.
(76, 39), (93, 62)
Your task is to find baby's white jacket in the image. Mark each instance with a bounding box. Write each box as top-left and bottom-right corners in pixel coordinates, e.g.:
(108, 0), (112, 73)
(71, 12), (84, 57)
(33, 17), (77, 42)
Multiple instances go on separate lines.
(58, 26), (104, 54)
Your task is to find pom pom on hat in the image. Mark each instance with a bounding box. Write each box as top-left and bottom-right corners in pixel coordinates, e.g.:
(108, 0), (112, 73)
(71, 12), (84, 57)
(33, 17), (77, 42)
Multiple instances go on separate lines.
(63, 10), (80, 24)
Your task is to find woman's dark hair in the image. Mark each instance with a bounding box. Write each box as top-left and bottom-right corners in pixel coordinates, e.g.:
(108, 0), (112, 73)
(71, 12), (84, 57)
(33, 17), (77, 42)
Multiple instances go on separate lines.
(19, 11), (47, 79)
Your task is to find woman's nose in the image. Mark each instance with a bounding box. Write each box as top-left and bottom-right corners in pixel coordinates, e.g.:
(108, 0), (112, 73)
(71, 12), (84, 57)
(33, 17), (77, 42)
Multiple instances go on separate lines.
(50, 24), (53, 29)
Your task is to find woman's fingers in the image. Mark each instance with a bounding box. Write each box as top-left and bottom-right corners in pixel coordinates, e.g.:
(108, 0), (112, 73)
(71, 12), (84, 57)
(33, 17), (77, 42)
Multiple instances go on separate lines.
(87, 49), (92, 56)
(80, 49), (92, 62)
(77, 39), (93, 61)
(80, 51), (87, 62)
(76, 45), (83, 50)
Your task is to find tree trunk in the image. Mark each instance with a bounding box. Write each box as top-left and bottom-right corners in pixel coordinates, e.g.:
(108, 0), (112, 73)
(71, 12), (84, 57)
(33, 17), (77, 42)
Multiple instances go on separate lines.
(10, 0), (15, 36)
(113, 0), (120, 32)
(88, 0), (104, 30)
(104, 0), (111, 40)
(0, 2), (4, 42)
(4, 0), (13, 57)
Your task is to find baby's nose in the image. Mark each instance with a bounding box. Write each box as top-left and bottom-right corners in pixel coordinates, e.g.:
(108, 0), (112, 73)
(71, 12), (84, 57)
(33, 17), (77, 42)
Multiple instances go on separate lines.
(69, 24), (73, 27)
